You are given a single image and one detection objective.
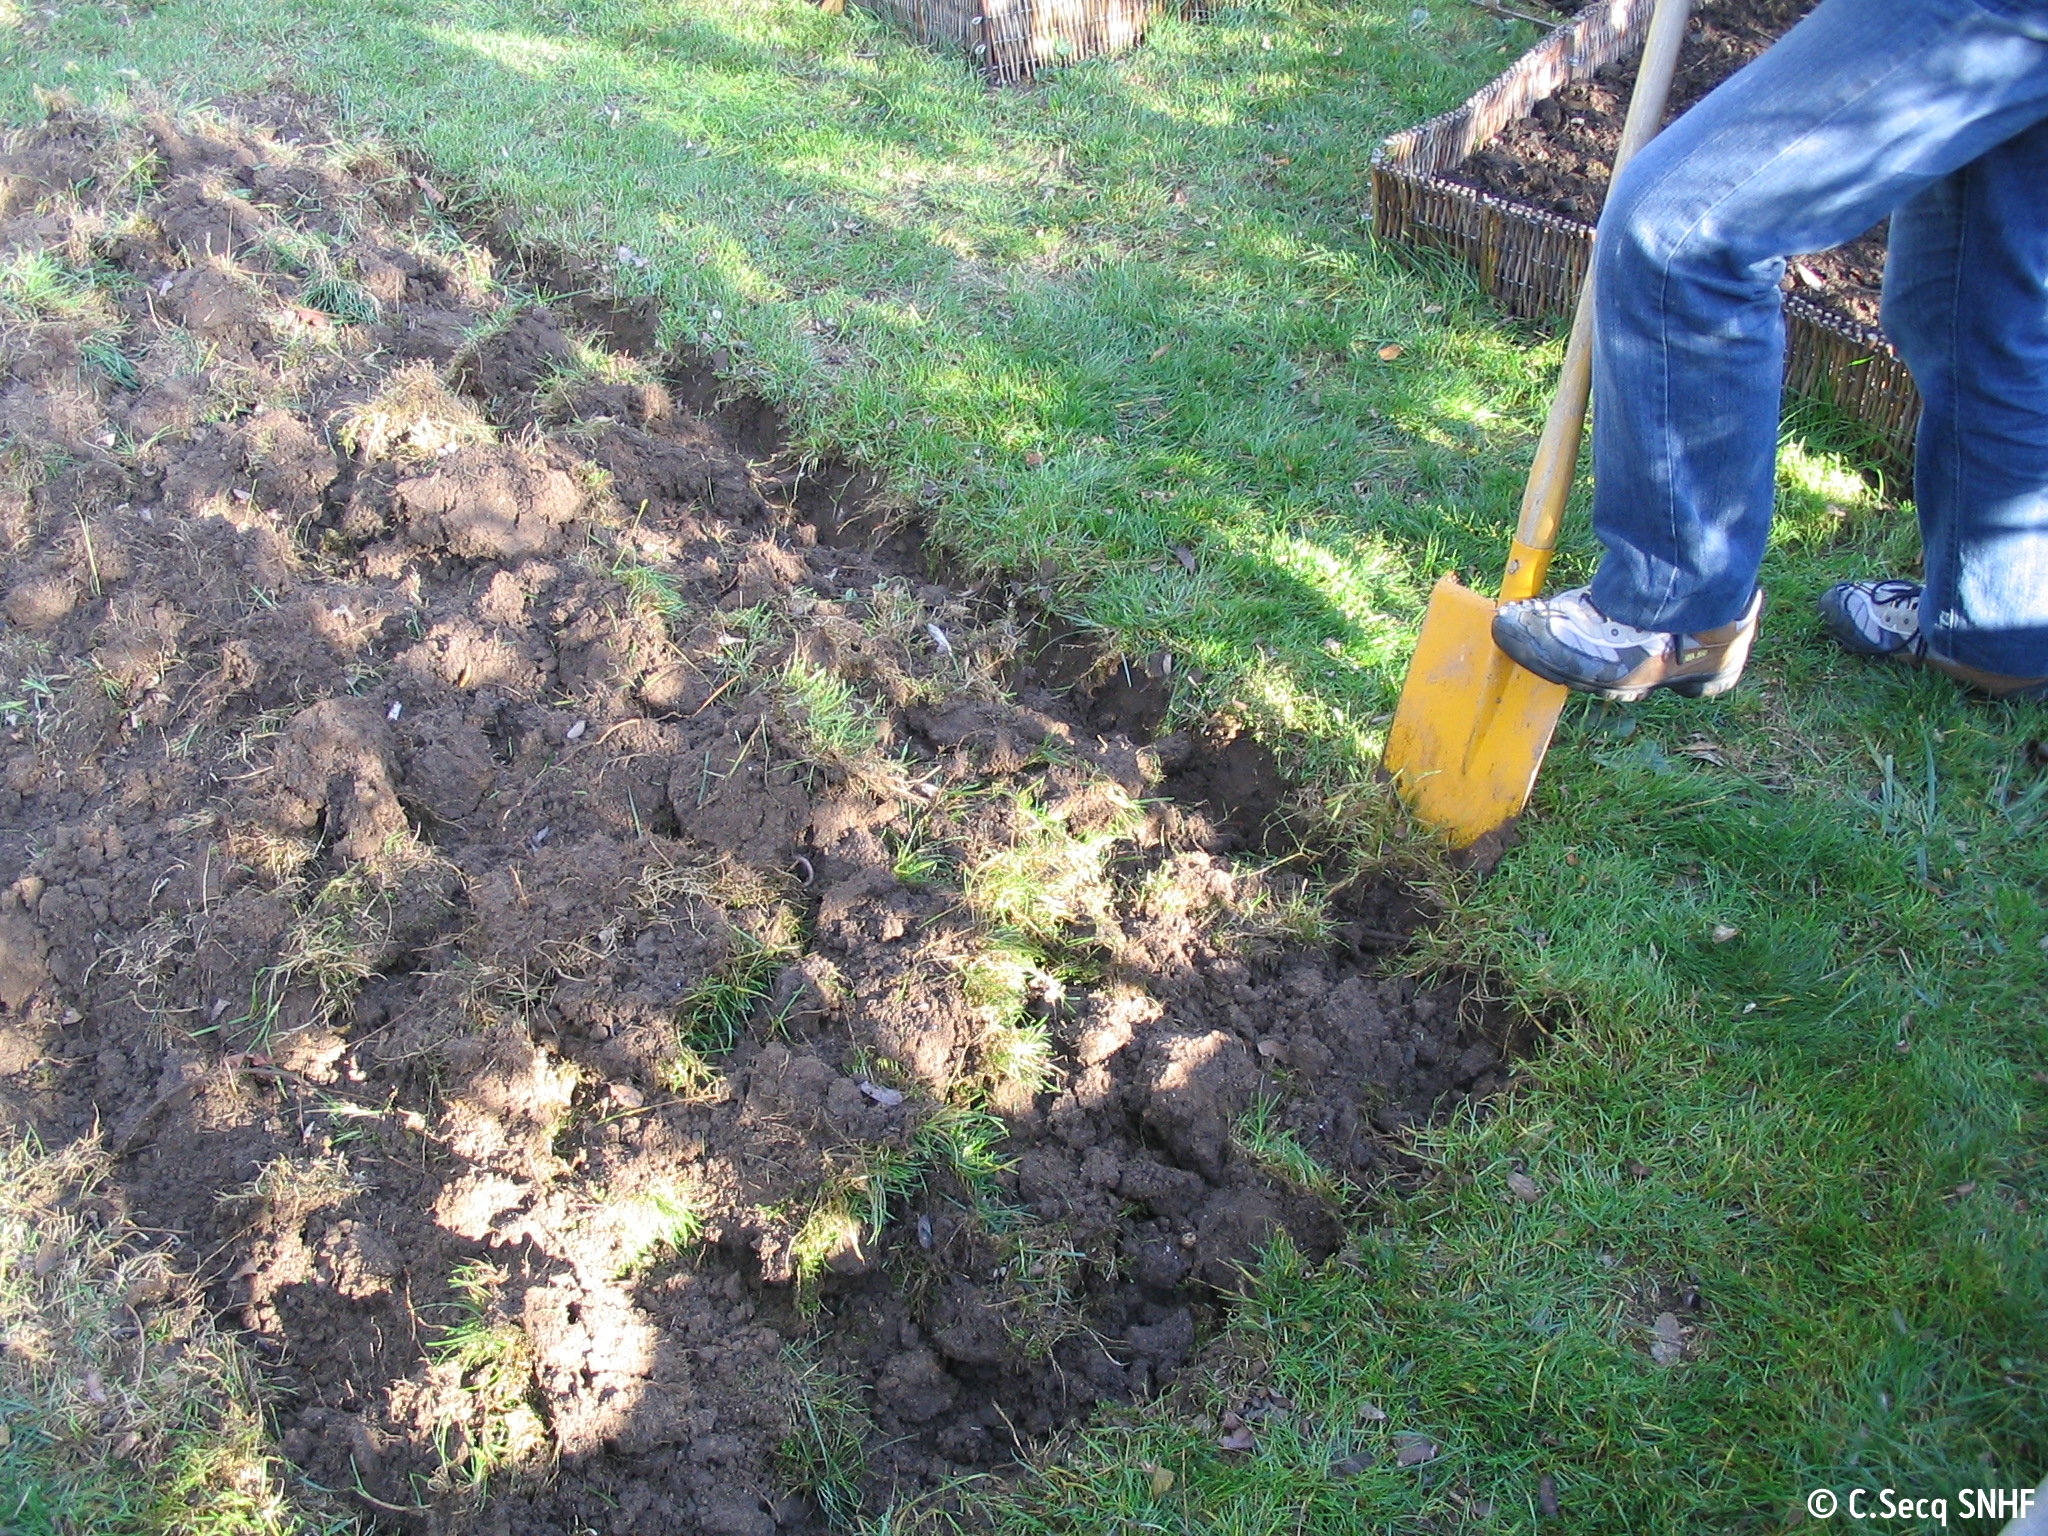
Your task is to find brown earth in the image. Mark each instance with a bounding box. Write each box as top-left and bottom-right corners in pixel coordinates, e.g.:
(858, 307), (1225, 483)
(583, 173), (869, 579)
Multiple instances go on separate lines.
(1454, 0), (1888, 329)
(0, 107), (1528, 1532)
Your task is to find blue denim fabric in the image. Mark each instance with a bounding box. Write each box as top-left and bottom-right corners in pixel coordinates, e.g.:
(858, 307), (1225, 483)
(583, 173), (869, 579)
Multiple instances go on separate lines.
(1584, 0), (2048, 676)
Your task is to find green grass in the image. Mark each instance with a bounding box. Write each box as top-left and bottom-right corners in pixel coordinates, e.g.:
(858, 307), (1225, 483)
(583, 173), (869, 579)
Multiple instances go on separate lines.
(79, 329), (141, 388)
(782, 653), (889, 774)
(0, 1132), (354, 1536)
(776, 1345), (873, 1527)
(674, 926), (795, 1056)
(425, 1261), (549, 1498)
(0, 247), (100, 321)
(6, 0), (2046, 1530)
(612, 551), (693, 628)
(297, 272), (380, 326)
(1234, 1091), (1346, 1202)
(610, 1187), (708, 1275)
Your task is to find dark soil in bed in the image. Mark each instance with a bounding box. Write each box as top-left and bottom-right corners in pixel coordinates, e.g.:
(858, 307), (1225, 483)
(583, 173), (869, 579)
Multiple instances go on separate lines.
(1454, 0), (1889, 329)
(0, 107), (1530, 1533)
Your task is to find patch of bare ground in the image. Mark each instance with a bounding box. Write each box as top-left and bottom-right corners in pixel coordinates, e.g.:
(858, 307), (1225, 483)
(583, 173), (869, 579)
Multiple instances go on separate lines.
(0, 104), (1530, 1532)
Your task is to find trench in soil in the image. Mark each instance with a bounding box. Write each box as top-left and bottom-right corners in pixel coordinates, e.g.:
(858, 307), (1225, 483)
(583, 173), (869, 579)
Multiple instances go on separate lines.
(1452, 0), (1887, 330)
(0, 106), (1536, 1534)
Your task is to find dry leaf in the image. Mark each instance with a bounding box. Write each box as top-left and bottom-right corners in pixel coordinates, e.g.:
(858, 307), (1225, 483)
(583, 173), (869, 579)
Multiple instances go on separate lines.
(1506, 1171), (1542, 1204)
(1147, 1463), (1175, 1497)
(1330, 1451), (1375, 1477)
(1149, 342), (1172, 361)
(1626, 1159), (1651, 1180)
(1358, 1400), (1389, 1422)
(858, 1080), (905, 1108)
(1649, 1311), (1685, 1366)
(1172, 544), (1197, 572)
(83, 1370), (108, 1406)
(1218, 1427), (1256, 1453)
(1710, 923), (1741, 944)
(1377, 343), (1405, 361)
(1024, 450), (1045, 467)
(1393, 1432), (1438, 1466)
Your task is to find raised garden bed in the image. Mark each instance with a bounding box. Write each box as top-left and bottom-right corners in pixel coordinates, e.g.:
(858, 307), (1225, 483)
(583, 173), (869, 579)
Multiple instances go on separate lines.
(1372, 0), (1919, 467)
(855, 0), (1200, 83)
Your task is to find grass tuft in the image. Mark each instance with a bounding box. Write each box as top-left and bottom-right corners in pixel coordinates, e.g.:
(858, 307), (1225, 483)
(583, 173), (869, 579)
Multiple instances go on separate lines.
(958, 943), (1060, 1108)
(611, 1187), (707, 1276)
(963, 789), (1139, 947)
(79, 329), (141, 389)
(221, 1150), (366, 1227)
(675, 926), (796, 1057)
(0, 1129), (348, 1535)
(913, 1103), (1019, 1226)
(1234, 1093), (1346, 1203)
(776, 1345), (871, 1526)
(0, 249), (99, 321)
(335, 360), (495, 462)
(299, 273), (380, 326)
(612, 551), (691, 631)
(235, 868), (392, 1045)
(780, 655), (891, 781)
(425, 1260), (551, 1499)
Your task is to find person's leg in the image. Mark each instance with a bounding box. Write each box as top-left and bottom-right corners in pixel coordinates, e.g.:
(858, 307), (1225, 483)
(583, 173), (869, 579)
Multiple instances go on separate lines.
(1883, 118), (2048, 685)
(1583, 0), (2048, 636)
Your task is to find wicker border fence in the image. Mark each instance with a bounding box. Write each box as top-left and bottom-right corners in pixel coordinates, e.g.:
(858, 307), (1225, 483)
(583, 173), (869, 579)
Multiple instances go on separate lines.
(857, 0), (1196, 83)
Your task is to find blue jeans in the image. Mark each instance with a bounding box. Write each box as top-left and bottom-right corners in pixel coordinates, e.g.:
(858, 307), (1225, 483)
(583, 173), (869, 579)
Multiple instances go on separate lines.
(1586, 0), (2048, 677)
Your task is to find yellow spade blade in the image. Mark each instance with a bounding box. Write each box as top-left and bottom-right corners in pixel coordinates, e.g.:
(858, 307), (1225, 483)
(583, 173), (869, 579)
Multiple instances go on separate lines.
(1384, 573), (1569, 847)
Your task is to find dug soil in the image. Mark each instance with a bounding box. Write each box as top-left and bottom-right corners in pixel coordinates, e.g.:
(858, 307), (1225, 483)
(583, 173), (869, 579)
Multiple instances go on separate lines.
(0, 107), (1524, 1533)
(1454, 0), (1888, 330)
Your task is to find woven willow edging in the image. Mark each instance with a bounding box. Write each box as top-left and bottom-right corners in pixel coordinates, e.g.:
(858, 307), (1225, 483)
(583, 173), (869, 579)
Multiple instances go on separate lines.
(858, 0), (1200, 83)
(1369, 0), (1920, 468)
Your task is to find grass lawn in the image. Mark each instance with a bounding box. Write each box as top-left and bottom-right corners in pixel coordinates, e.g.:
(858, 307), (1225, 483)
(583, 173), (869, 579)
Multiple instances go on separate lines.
(4, 0), (2044, 1530)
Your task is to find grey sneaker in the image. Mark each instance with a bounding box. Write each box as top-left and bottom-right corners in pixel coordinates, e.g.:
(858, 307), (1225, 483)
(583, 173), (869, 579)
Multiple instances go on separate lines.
(1492, 586), (1763, 703)
(1820, 578), (2047, 698)
(1819, 578), (1926, 659)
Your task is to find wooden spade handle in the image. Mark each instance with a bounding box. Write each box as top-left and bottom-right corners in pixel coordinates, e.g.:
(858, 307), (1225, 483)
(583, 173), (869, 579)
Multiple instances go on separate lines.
(1500, 0), (1696, 603)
